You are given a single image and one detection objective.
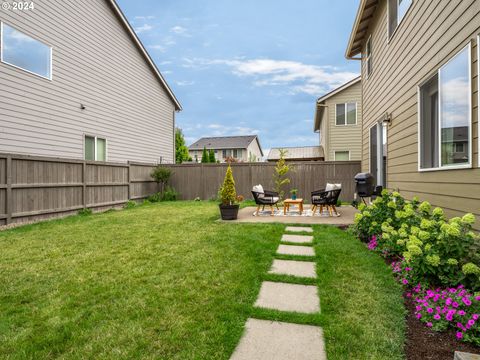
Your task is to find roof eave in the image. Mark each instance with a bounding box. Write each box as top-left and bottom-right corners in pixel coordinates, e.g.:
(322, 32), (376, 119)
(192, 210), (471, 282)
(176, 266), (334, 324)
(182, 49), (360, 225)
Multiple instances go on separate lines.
(108, 0), (182, 111)
(345, 0), (377, 59)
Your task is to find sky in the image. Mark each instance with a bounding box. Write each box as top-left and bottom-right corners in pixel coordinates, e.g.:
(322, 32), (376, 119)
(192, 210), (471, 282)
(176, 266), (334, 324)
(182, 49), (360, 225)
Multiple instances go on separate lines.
(117, 0), (361, 156)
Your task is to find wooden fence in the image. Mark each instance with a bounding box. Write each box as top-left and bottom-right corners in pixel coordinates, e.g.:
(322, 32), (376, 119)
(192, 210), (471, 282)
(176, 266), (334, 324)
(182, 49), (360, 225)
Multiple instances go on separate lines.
(0, 153), (361, 226)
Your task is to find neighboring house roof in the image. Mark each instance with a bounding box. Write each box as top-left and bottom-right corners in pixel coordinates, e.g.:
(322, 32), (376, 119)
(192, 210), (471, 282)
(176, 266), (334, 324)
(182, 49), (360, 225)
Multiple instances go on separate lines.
(108, 0), (182, 111)
(314, 76), (361, 131)
(267, 146), (324, 161)
(188, 135), (264, 156)
(345, 0), (379, 59)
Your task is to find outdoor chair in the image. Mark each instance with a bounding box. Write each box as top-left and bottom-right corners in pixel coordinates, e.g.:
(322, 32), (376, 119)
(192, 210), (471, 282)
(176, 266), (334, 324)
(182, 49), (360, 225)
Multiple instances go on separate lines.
(311, 185), (342, 217)
(251, 184), (280, 216)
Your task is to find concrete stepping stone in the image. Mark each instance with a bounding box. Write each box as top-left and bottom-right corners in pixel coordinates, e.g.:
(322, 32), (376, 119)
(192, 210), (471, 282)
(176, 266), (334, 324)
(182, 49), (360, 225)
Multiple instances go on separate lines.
(269, 259), (317, 278)
(281, 234), (313, 244)
(277, 244), (315, 256)
(230, 318), (326, 360)
(285, 226), (313, 233)
(254, 281), (320, 313)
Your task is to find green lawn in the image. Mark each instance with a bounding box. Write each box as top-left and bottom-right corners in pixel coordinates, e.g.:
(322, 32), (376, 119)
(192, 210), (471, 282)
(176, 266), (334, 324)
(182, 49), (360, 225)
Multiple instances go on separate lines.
(0, 201), (405, 359)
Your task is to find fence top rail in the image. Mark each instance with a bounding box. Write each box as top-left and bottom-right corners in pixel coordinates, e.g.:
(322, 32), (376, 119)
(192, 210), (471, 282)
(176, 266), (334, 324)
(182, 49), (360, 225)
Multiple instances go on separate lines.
(166, 160), (361, 167)
(0, 153), (129, 167)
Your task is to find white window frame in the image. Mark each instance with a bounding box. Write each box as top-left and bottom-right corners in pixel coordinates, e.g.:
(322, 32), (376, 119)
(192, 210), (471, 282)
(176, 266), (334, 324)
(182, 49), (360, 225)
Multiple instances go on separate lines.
(84, 135), (108, 162)
(368, 121), (387, 187)
(0, 22), (53, 80)
(335, 102), (358, 126)
(478, 35), (480, 168)
(388, 0), (413, 41)
(365, 35), (372, 79)
(334, 150), (350, 161)
(417, 43), (472, 172)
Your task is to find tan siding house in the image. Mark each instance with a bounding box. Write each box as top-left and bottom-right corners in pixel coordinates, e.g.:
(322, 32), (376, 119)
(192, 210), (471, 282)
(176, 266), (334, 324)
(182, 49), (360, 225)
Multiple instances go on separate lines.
(0, 0), (181, 164)
(346, 0), (480, 225)
(314, 77), (363, 161)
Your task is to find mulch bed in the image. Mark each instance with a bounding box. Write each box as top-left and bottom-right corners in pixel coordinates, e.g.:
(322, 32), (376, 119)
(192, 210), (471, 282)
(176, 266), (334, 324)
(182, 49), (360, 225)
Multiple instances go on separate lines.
(404, 293), (480, 359)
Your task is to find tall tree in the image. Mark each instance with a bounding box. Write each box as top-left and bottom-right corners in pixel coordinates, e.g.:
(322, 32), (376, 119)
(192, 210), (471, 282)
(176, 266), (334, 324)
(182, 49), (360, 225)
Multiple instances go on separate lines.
(209, 149), (216, 163)
(273, 149), (291, 199)
(175, 128), (190, 163)
(201, 147), (209, 163)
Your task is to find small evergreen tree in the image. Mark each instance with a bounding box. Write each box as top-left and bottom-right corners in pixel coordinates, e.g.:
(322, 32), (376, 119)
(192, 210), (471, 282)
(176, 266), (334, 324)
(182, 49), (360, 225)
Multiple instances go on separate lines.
(175, 128), (190, 164)
(273, 149), (291, 199)
(219, 165), (237, 205)
(201, 147), (209, 163)
(209, 149), (216, 163)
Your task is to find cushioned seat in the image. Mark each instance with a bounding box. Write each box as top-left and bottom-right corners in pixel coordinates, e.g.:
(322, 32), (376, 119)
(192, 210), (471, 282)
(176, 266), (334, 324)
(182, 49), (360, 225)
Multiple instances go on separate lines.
(251, 184), (280, 216)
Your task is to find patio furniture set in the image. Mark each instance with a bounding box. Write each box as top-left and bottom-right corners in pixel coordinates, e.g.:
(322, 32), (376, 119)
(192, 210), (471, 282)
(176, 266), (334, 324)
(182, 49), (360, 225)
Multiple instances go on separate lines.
(251, 184), (342, 217)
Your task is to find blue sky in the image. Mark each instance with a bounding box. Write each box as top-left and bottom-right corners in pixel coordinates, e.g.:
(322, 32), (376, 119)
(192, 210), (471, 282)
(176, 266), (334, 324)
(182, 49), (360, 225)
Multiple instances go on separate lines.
(117, 0), (360, 155)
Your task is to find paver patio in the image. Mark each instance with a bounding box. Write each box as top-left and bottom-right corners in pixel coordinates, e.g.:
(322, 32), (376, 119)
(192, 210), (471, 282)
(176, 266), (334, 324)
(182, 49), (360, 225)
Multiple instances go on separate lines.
(281, 234), (314, 244)
(285, 226), (314, 233)
(268, 259), (316, 278)
(254, 281), (320, 313)
(277, 244), (315, 256)
(230, 318), (326, 360)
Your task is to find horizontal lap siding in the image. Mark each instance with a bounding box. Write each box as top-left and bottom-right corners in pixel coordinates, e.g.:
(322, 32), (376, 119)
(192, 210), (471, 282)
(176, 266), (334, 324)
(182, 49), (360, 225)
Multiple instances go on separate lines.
(361, 0), (480, 228)
(0, 0), (175, 163)
(326, 81), (363, 161)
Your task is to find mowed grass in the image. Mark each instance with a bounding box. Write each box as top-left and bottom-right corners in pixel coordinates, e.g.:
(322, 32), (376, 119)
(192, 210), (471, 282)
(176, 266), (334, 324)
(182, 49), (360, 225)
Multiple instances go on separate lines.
(0, 202), (405, 359)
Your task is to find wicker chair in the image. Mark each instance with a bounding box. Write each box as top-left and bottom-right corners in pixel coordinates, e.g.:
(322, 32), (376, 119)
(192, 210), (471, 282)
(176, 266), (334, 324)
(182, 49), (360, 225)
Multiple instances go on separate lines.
(311, 188), (342, 216)
(252, 188), (280, 216)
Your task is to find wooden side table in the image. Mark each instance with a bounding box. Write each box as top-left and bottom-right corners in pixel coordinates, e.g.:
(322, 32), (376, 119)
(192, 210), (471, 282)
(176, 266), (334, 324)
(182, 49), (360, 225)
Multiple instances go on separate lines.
(283, 198), (304, 215)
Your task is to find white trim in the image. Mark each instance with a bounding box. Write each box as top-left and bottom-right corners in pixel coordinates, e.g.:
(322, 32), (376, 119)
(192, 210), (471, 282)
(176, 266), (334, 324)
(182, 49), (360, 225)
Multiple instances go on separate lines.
(478, 35), (480, 169)
(365, 35), (372, 79)
(368, 121), (377, 175)
(334, 102), (358, 126)
(417, 43), (472, 172)
(0, 22), (53, 80)
(334, 150), (351, 161)
(316, 76), (361, 103)
(387, 0), (413, 42)
(84, 134), (108, 162)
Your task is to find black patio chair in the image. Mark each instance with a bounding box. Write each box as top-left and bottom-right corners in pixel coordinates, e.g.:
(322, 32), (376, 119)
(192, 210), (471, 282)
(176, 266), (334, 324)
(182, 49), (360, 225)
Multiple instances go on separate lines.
(252, 189), (280, 216)
(311, 188), (342, 216)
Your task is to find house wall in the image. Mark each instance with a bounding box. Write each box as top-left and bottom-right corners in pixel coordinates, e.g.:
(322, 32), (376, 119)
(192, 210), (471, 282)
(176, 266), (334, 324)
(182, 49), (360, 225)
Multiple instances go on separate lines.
(188, 148), (249, 163)
(0, 0), (176, 164)
(246, 140), (263, 162)
(360, 0), (479, 223)
(324, 81), (363, 161)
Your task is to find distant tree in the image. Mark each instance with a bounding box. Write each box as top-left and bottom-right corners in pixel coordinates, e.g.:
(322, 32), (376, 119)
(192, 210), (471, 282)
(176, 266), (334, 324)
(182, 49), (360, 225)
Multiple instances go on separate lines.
(209, 149), (216, 163)
(201, 147), (209, 163)
(175, 128), (190, 164)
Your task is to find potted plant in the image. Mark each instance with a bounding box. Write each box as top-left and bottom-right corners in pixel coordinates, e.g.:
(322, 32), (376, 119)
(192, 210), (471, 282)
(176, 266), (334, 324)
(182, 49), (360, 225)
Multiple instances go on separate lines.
(219, 165), (239, 220)
(290, 188), (298, 200)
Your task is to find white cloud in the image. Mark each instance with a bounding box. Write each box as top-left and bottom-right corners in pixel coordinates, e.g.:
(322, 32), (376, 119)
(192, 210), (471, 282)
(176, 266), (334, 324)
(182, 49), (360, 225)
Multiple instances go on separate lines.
(134, 24), (153, 34)
(176, 80), (195, 86)
(170, 25), (189, 36)
(134, 15), (155, 21)
(203, 123), (260, 137)
(181, 58), (358, 96)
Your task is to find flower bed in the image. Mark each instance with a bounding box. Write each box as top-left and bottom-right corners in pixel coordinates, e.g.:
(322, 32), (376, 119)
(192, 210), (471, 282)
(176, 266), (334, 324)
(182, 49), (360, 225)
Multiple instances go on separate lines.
(351, 190), (480, 349)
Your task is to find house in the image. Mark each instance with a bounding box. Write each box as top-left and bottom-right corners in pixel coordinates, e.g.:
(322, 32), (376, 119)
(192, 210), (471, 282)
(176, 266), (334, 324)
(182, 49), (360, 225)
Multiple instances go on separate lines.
(267, 146), (324, 162)
(0, 0), (181, 164)
(345, 0), (479, 222)
(188, 135), (263, 162)
(313, 76), (362, 161)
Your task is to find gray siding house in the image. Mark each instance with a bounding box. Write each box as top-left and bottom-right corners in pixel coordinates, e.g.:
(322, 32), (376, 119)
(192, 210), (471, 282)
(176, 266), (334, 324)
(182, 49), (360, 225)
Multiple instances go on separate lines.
(0, 0), (181, 164)
(189, 135), (264, 162)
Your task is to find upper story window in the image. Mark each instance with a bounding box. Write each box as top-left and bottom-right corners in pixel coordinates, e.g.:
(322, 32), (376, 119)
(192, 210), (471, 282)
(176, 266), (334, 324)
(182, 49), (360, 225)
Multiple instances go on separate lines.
(336, 103), (357, 126)
(85, 135), (107, 162)
(365, 36), (372, 78)
(388, 0), (412, 38)
(419, 44), (471, 171)
(0, 23), (52, 79)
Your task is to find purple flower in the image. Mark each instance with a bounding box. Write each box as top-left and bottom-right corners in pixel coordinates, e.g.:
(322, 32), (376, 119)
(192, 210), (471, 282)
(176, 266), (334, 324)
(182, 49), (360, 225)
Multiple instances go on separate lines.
(426, 322), (433, 327)
(456, 332), (463, 339)
(434, 314), (441, 320)
(446, 298), (453, 305)
(416, 306), (423, 311)
(427, 308), (434, 314)
(405, 267), (412, 272)
(452, 301), (459, 308)
(458, 310), (466, 316)
(468, 319), (475, 326)
(416, 313), (422, 319)
(402, 278), (409, 285)
(475, 296), (480, 301)
(472, 314), (479, 320)
(462, 298), (472, 306)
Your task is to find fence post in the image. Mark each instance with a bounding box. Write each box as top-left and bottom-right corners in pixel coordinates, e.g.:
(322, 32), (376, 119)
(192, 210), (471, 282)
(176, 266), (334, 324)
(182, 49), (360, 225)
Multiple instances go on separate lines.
(82, 161), (87, 209)
(6, 155), (12, 224)
(127, 161), (132, 200)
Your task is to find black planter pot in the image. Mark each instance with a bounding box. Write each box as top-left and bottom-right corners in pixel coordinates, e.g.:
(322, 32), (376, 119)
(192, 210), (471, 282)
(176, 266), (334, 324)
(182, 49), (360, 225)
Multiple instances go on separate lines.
(219, 204), (239, 220)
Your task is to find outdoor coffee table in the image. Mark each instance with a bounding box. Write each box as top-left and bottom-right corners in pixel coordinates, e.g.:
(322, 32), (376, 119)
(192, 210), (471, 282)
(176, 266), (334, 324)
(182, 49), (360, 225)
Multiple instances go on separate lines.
(283, 198), (304, 215)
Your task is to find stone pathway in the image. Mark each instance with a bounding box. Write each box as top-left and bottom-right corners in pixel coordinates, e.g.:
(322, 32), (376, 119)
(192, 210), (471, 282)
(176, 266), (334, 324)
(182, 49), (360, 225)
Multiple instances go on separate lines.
(230, 225), (326, 360)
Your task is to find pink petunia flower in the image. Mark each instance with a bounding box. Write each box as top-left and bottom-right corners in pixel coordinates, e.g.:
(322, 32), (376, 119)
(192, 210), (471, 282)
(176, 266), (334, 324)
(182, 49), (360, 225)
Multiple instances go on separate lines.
(426, 322), (433, 327)
(427, 308), (434, 314)
(416, 313), (422, 319)
(472, 314), (479, 320)
(458, 310), (466, 316)
(456, 332), (463, 339)
(434, 314), (441, 320)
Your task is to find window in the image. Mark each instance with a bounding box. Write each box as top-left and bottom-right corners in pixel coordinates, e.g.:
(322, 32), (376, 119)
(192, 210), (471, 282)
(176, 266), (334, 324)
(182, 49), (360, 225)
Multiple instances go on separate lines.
(365, 36), (372, 78)
(84, 136), (107, 161)
(233, 149), (238, 158)
(334, 151), (350, 161)
(388, 0), (412, 38)
(419, 45), (471, 170)
(336, 103), (357, 125)
(1, 23), (52, 79)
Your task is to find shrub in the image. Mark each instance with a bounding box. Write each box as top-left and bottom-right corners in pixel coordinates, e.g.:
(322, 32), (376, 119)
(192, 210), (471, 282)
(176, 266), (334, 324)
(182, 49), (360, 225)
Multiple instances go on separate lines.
(123, 200), (136, 209)
(161, 186), (178, 201)
(201, 147), (209, 163)
(272, 149), (291, 199)
(150, 166), (172, 193)
(219, 165), (236, 205)
(147, 192), (161, 203)
(78, 208), (93, 216)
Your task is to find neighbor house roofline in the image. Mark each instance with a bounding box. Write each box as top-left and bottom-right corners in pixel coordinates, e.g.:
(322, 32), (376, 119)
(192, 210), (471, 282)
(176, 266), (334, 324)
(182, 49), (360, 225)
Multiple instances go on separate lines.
(314, 76), (361, 131)
(345, 0), (379, 59)
(108, 0), (182, 111)
(188, 135), (264, 156)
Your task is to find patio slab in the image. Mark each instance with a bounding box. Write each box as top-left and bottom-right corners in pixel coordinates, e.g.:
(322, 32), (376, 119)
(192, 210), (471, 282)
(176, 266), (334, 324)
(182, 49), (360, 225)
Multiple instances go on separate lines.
(230, 318), (326, 360)
(281, 234), (313, 244)
(277, 244), (315, 256)
(268, 259), (316, 278)
(285, 226), (313, 233)
(254, 281), (320, 313)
